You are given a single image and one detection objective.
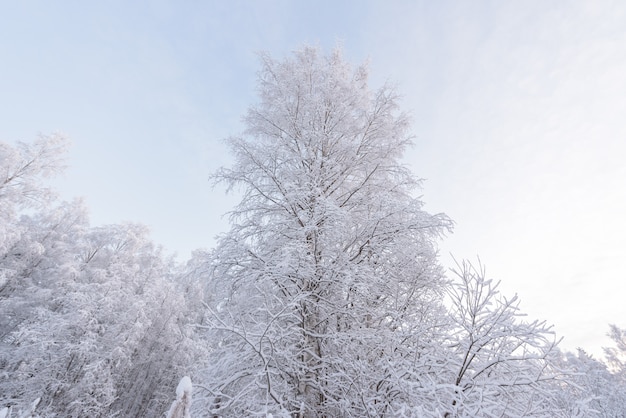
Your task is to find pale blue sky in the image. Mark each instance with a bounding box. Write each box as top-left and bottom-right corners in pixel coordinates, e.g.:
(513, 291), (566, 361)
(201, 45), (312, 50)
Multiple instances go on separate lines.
(2, 1), (625, 357)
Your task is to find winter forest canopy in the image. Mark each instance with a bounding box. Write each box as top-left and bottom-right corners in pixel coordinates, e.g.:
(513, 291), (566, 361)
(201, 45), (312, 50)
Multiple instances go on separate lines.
(1, 48), (626, 417)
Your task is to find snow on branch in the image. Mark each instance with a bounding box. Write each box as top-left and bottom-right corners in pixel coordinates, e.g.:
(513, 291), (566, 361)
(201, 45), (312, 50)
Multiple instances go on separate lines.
(165, 376), (193, 418)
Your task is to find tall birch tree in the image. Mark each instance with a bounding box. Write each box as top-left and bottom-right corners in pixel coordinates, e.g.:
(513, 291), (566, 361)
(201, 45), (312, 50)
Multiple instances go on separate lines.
(197, 47), (452, 417)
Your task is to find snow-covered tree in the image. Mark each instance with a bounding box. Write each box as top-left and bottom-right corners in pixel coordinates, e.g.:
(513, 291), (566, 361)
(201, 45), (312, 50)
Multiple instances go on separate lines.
(0, 134), (68, 285)
(444, 260), (569, 416)
(543, 327), (626, 417)
(604, 324), (626, 376)
(0, 136), (205, 417)
(0, 398), (40, 418)
(0, 133), (67, 211)
(196, 46), (452, 417)
(553, 348), (626, 417)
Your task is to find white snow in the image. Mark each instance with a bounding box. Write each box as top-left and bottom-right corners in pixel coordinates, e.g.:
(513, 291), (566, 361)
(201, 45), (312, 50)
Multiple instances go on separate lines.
(176, 376), (192, 399)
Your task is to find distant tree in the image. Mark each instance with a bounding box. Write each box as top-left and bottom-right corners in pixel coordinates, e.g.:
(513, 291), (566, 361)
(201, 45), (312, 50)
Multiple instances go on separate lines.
(604, 324), (626, 376)
(552, 348), (626, 417)
(195, 47), (452, 417)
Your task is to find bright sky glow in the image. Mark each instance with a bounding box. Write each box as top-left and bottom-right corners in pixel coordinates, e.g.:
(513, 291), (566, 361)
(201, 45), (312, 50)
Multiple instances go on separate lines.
(2, 0), (625, 357)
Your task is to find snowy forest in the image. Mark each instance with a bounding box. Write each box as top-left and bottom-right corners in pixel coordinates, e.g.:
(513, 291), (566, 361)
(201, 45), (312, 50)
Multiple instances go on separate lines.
(1, 47), (625, 417)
